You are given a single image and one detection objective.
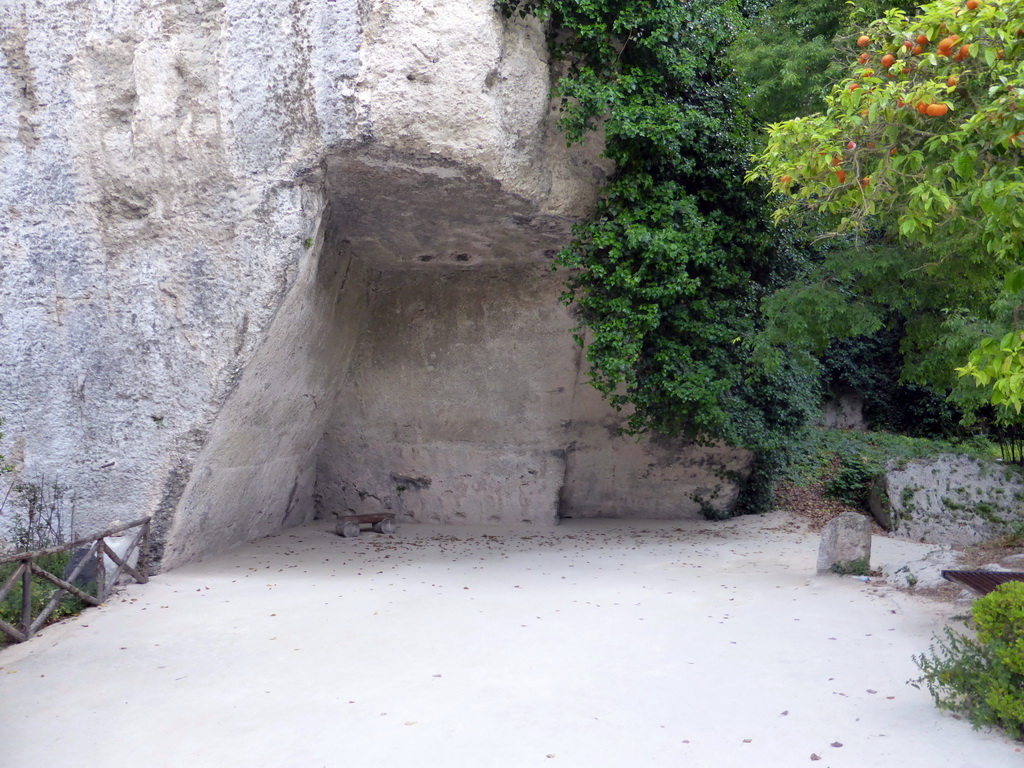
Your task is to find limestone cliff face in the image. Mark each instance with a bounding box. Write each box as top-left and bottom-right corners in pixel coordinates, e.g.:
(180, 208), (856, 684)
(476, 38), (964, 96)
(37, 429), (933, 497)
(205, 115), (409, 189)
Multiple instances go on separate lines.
(0, 0), (749, 569)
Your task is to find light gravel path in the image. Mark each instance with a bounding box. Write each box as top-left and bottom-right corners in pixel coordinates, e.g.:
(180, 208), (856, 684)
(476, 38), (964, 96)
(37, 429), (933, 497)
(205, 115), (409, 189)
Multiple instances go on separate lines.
(0, 512), (1019, 767)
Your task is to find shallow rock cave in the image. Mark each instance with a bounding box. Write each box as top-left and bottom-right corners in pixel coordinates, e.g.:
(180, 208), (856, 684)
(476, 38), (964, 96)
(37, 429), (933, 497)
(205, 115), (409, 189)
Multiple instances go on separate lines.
(152, 146), (750, 568)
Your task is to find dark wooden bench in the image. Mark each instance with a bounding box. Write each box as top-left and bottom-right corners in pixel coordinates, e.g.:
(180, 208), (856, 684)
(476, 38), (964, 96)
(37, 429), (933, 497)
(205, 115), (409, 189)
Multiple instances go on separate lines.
(941, 570), (1024, 596)
(336, 513), (396, 538)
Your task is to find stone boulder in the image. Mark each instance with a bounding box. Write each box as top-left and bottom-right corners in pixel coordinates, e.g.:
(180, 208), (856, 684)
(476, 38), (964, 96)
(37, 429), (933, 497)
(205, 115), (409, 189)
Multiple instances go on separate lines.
(869, 454), (1024, 546)
(880, 547), (961, 590)
(816, 512), (873, 575)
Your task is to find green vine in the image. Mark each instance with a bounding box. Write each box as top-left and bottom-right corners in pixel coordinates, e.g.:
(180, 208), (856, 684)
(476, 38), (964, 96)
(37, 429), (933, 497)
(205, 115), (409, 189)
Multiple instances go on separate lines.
(497, 0), (816, 512)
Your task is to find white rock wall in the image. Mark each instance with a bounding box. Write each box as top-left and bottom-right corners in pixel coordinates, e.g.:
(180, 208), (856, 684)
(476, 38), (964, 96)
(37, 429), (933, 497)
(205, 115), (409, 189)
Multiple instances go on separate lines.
(0, 0), (604, 561)
(2, 0), (748, 568)
(871, 454), (1024, 546)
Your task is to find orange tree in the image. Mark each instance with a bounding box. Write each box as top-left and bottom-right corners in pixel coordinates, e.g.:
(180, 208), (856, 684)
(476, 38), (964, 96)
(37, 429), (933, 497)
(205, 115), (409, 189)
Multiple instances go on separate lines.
(749, 0), (1024, 417)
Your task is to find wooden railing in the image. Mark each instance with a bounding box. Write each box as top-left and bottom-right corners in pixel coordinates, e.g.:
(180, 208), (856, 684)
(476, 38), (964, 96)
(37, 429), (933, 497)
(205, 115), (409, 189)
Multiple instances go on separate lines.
(0, 516), (151, 643)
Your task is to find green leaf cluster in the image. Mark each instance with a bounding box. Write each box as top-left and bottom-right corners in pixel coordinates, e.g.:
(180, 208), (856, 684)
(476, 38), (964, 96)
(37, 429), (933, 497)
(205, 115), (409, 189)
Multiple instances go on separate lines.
(912, 582), (1024, 740)
(497, 0), (817, 483)
(751, 0), (1024, 260)
(731, 0), (920, 124)
(748, 0), (1024, 423)
(0, 552), (89, 631)
(731, 0), (856, 123)
(958, 331), (1024, 413)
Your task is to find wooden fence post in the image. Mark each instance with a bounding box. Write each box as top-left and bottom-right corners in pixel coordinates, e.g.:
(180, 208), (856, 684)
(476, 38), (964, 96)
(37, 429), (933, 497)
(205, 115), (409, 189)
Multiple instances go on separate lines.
(21, 556), (32, 638)
(0, 516), (152, 644)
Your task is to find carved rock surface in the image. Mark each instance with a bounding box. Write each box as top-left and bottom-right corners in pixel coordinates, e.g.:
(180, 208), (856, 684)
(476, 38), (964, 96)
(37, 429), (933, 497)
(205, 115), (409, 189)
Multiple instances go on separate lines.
(0, 0), (750, 569)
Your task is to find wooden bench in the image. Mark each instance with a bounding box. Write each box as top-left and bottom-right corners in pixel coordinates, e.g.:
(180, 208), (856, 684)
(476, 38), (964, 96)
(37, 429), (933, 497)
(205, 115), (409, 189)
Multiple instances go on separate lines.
(941, 570), (1024, 596)
(336, 513), (397, 538)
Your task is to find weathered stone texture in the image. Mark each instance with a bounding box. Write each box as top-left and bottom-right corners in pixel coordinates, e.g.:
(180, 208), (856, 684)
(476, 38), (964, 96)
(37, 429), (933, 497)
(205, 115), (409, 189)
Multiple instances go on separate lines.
(869, 454), (1024, 547)
(816, 512), (872, 575)
(1, 0), (749, 569)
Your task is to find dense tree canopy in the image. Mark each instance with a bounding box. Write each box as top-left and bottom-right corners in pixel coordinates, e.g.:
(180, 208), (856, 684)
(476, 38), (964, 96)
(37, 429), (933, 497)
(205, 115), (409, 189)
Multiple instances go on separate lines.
(730, 0), (917, 123)
(749, 0), (1024, 417)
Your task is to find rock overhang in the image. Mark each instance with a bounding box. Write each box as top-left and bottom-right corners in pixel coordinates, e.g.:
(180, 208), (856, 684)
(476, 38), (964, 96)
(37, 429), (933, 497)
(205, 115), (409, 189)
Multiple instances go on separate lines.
(324, 146), (575, 270)
(0, 0), (753, 571)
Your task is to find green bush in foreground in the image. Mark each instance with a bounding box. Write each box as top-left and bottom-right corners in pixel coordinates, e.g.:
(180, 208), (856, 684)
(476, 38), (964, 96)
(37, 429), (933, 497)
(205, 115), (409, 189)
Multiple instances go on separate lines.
(912, 582), (1024, 740)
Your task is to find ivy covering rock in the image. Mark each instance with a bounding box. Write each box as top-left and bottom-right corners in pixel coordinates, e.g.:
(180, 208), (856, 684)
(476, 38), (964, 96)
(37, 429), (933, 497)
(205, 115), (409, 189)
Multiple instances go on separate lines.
(497, 0), (817, 514)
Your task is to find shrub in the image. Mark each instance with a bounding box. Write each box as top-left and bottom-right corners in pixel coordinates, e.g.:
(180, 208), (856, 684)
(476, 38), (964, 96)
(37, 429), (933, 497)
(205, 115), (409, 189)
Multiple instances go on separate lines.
(0, 477), (87, 637)
(0, 551), (90, 630)
(911, 583), (1024, 740)
(824, 451), (883, 507)
(830, 556), (870, 576)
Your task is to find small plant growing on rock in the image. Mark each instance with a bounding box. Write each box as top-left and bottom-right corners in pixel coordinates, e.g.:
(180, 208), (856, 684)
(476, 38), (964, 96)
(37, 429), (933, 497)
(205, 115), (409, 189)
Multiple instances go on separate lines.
(830, 556), (871, 576)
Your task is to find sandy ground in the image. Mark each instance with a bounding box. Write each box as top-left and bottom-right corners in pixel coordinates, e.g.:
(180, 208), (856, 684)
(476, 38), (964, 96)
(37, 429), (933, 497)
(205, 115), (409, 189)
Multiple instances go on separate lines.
(0, 512), (1020, 767)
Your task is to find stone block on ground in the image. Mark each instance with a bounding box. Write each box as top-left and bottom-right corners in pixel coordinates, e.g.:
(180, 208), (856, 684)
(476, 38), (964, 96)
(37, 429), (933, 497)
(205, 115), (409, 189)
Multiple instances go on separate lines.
(817, 512), (873, 575)
(881, 547), (961, 589)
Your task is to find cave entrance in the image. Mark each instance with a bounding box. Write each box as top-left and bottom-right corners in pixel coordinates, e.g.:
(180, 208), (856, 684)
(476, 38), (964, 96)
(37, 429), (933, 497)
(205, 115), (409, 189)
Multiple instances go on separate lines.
(309, 148), (750, 526)
(157, 147), (750, 568)
(313, 148), (578, 525)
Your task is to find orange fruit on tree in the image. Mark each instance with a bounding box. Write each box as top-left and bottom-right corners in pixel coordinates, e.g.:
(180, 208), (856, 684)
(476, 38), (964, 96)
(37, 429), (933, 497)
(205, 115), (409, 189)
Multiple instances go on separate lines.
(912, 44), (924, 55)
(917, 101), (929, 114)
(916, 33), (929, 45)
(881, 54), (896, 68)
(948, 75), (959, 87)
(860, 177), (871, 188)
(966, 0), (979, 9)
(857, 35), (871, 47)
(904, 40), (914, 50)
(849, 83), (861, 91)
(926, 103), (949, 116)
(859, 52), (870, 64)
(836, 170), (847, 184)
(831, 156), (843, 167)
(780, 175), (792, 185)
(954, 44), (971, 61)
